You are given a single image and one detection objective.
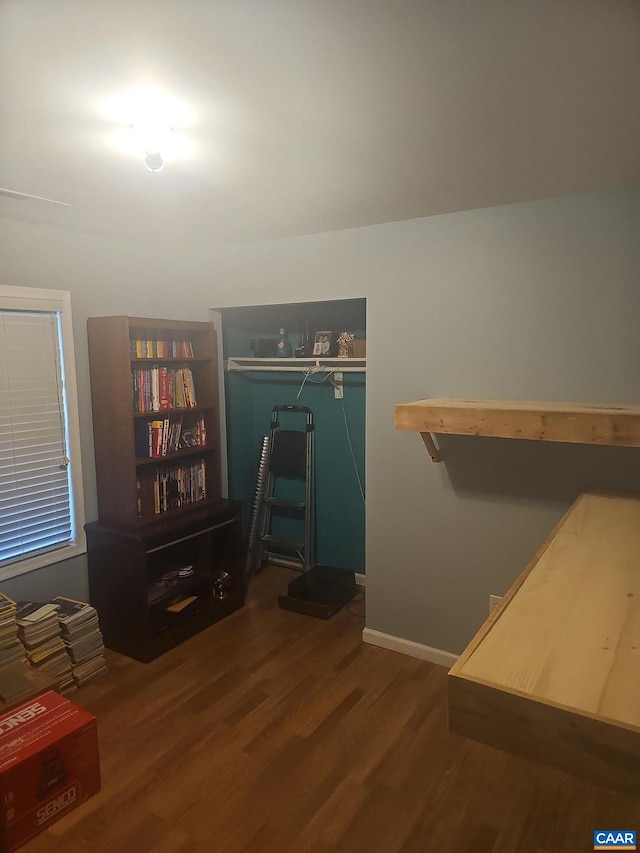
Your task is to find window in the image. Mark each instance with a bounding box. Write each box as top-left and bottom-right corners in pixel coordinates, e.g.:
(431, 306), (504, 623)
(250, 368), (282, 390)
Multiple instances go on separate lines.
(0, 287), (85, 579)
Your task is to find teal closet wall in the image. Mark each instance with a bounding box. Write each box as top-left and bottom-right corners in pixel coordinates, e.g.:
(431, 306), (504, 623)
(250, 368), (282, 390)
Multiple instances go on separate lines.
(221, 299), (366, 574)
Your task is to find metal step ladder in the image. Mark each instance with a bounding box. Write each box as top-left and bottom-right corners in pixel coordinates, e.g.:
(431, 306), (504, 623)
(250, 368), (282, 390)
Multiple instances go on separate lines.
(257, 405), (315, 572)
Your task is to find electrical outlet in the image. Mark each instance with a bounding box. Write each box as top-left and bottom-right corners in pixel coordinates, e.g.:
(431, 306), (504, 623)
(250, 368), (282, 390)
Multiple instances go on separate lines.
(489, 594), (502, 615)
(333, 371), (344, 399)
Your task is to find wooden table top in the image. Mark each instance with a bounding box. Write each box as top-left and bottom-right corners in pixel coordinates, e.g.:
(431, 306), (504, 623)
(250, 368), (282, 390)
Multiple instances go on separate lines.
(449, 492), (640, 793)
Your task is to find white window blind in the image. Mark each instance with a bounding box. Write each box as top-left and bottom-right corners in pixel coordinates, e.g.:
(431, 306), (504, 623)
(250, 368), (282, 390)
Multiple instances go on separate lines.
(0, 288), (85, 577)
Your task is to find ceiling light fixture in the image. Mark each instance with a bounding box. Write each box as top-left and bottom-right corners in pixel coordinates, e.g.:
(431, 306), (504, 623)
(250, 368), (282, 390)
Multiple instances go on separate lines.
(104, 87), (192, 170)
(131, 120), (173, 173)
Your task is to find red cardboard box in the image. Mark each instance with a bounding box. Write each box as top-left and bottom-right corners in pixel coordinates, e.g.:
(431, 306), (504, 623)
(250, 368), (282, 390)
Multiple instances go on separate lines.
(0, 691), (100, 852)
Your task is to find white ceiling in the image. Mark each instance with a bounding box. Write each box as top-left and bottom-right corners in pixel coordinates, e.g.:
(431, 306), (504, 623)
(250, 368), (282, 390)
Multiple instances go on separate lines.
(1, 0), (639, 249)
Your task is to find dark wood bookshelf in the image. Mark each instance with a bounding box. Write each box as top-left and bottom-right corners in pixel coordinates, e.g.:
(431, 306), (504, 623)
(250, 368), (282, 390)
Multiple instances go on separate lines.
(86, 316), (243, 661)
(86, 500), (245, 662)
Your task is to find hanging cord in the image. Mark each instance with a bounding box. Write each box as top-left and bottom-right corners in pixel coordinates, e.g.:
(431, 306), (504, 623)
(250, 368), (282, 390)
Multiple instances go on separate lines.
(339, 394), (365, 505)
(295, 366), (337, 399)
(50, 312), (70, 468)
(1, 312), (19, 486)
(296, 367), (365, 505)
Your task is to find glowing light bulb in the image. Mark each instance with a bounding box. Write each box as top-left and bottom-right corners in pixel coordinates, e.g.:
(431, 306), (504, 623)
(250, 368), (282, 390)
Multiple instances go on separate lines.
(143, 151), (164, 172)
(131, 121), (172, 172)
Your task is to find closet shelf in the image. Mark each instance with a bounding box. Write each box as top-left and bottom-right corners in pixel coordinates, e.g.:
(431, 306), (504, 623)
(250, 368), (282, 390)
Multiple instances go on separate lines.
(225, 356), (366, 373)
(394, 397), (640, 462)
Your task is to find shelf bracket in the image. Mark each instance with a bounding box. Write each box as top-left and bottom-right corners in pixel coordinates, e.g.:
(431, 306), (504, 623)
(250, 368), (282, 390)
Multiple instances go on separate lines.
(420, 432), (442, 463)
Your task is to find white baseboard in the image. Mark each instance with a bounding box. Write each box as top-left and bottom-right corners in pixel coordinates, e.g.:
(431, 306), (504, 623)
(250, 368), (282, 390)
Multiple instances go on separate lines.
(362, 628), (458, 668)
(355, 572), (366, 586)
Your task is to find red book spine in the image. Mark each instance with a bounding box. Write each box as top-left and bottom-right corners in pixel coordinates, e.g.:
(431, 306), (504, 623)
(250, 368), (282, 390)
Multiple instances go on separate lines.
(151, 422), (163, 457)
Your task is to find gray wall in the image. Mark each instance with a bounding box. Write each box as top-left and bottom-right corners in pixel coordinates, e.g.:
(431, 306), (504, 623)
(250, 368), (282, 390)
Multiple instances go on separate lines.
(2, 187), (639, 653)
(1, 232), (215, 602)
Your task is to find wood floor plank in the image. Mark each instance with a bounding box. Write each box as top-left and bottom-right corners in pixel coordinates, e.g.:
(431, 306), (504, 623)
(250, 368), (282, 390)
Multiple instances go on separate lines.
(20, 565), (640, 853)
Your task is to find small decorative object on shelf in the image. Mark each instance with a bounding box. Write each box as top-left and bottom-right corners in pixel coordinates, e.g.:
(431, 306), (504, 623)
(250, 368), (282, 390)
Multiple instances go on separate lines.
(312, 330), (334, 356)
(337, 331), (355, 358)
(249, 337), (278, 358)
(351, 338), (366, 357)
(303, 321), (313, 356)
(337, 332), (366, 358)
(161, 565), (194, 583)
(213, 570), (233, 600)
(276, 328), (292, 358)
(294, 331), (306, 358)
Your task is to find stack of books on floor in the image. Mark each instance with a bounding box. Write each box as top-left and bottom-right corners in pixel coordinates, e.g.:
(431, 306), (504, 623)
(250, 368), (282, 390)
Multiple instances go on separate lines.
(50, 597), (107, 687)
(15, 601), (75, 693)
(0, 593), (25, 668)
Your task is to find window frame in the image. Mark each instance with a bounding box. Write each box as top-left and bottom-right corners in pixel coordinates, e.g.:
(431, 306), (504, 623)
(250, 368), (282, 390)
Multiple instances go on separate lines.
(0, 286), (86, 580)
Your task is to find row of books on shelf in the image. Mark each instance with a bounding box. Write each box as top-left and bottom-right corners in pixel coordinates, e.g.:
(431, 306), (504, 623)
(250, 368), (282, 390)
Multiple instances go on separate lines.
(0, 593), (107, 694)
(138, 459), (208, 515)
(130, 337), (194, 359)
(132, 366), (198, 413)
(135, 415), (207, 459)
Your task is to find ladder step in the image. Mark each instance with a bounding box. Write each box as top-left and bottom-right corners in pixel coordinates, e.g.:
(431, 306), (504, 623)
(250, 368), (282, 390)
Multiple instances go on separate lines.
(265, 553), (305, 570)
(260, 534), (305, 552)
(263, 497), (306, 509)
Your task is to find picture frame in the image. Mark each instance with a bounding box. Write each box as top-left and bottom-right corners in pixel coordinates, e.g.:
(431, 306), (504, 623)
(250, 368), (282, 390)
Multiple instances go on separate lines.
(312, 330), (333, 357)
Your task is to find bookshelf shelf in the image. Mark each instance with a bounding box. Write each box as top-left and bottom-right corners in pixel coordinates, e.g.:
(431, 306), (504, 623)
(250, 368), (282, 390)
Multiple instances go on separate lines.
(86, 315), (243, 661)
(131, 406), (215, 421)
(135, 444), (214, 466)
(132, 404), (214, 419)
(130, 357), (211, 365)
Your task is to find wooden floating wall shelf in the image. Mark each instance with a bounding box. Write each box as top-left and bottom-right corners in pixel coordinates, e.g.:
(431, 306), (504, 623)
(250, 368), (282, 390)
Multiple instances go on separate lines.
(449, 492), (640, 795)
(394, 398), (640, 462)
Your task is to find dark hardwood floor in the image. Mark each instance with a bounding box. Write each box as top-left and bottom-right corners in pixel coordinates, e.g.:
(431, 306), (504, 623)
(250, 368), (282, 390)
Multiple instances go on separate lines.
(24, 566), (640, 852)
